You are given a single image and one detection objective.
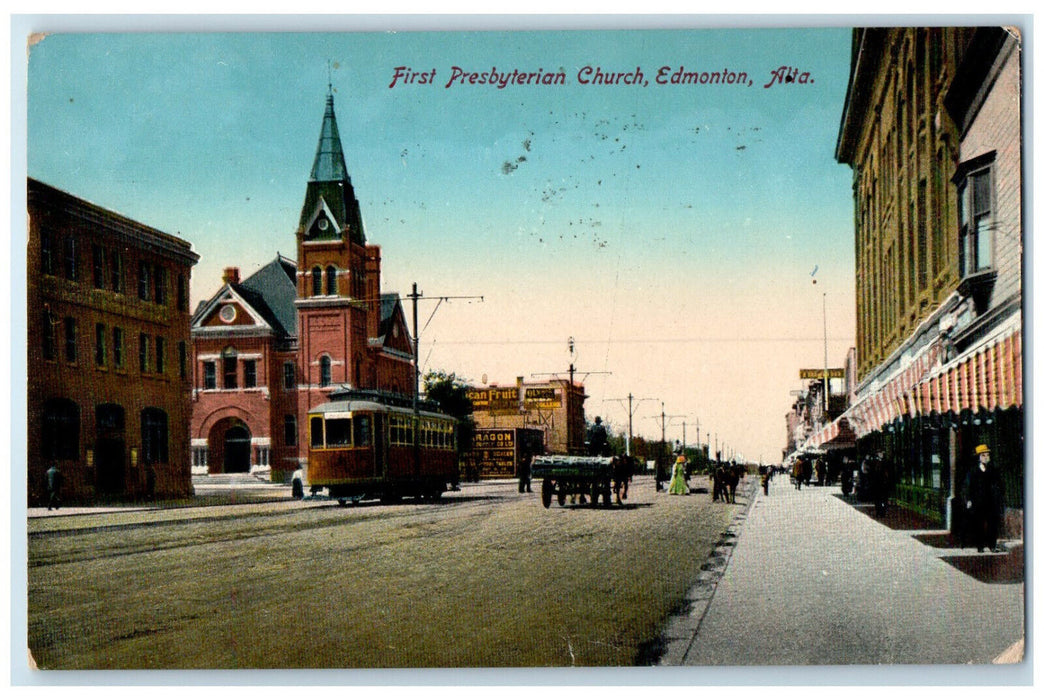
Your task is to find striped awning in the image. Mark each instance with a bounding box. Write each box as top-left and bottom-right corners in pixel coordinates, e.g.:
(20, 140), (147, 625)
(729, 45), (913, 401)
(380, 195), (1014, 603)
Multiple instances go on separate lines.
(805, 416), (857, 450)
(843, 324), (1021, 438)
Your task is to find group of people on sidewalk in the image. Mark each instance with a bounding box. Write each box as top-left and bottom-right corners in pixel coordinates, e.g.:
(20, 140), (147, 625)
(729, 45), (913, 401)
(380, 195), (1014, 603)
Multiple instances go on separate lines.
(786, 442), (1006, 554)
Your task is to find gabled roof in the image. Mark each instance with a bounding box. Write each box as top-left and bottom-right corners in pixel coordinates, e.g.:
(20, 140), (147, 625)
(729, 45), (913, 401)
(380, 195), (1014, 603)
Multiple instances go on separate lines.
(237, 255), (298, 336)
(191, 255), (298, 338)
(374, 292), (414, 355)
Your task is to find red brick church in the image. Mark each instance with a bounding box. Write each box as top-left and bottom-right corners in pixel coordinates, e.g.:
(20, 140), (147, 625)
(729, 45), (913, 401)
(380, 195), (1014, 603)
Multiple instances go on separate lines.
(189, 90), (415, 480)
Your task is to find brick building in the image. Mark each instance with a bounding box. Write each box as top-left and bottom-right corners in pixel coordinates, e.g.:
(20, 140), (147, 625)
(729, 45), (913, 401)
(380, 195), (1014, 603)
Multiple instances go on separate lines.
(189, 90), (414, 480)
(26, 178), (200, 504)
(829, 27), (1023, 531)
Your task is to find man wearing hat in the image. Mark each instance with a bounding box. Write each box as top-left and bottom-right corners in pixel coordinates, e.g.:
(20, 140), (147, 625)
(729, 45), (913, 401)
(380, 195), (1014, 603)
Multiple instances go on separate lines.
(964, 444), (1005, 553)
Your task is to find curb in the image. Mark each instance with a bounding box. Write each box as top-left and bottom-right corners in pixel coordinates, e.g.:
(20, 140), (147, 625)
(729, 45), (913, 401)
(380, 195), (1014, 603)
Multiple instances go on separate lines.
(655, 478), (760, 666)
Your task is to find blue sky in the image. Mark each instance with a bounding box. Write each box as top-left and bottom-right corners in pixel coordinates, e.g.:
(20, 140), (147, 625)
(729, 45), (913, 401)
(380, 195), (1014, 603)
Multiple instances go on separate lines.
(25, 24), (857, 462)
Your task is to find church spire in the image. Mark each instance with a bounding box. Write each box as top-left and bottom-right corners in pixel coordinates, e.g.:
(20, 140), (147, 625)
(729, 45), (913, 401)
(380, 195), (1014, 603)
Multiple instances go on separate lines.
(298, 87), (365, 245)
(309, 90), (349, 183)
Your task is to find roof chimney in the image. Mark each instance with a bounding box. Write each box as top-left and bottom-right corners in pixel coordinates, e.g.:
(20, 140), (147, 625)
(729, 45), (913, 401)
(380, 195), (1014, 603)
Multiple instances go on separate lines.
(223, 267), (240, 285)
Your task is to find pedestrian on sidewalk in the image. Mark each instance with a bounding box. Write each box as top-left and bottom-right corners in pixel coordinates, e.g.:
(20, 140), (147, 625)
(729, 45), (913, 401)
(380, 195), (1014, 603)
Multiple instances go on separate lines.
(45, 463), (62, 511)
(964, 444), (1004, 553)
(761, 468), (771, 496)
(873, 451), (892, 516)
(518, 455), (532, 494)
(291, 466), (304, 500)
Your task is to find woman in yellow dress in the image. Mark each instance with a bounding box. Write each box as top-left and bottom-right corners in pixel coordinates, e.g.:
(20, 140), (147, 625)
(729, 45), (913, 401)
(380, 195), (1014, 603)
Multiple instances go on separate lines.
(668, 455), (689, 495)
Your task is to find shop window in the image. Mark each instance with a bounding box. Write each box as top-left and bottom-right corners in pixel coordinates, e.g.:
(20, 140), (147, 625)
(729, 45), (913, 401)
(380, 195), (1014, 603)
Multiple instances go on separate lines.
(42, 398), (80, 461)
(141, 407), (169, 465)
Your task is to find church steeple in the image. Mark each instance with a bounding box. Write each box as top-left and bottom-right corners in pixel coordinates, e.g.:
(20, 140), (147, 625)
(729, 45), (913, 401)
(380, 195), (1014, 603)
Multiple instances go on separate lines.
(298, 89), (365, 245)
(309, 92), (349, 182)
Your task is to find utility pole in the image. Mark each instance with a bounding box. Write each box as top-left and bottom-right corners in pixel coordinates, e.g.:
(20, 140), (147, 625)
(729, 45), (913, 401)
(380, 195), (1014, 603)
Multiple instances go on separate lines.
(650, 402), (685, 453)
(533, 342), (610, 455)
(823, 291), (829, 423)
(407, 282), (483, 471)
(606, 393), (654, 456)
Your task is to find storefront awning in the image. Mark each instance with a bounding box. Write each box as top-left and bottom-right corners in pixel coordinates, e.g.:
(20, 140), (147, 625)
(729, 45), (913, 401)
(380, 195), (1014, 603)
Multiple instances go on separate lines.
(842, 324), (1021, 438)
(805, 416), (858, 450)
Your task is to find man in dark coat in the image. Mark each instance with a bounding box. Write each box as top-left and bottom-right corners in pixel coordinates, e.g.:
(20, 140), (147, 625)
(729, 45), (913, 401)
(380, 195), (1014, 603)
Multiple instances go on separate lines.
(46, 463), (62, 511)
(587, 416), (609, 457)
(964, 444), (1005, 552)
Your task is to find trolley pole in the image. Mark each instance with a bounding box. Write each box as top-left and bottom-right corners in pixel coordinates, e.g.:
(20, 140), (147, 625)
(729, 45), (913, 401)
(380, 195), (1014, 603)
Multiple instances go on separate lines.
(407, 282), (483, 474)
(409, 283), (422, 475)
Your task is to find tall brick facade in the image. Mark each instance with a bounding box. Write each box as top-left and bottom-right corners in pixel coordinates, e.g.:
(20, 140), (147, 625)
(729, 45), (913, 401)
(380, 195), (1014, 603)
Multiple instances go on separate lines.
(834, 27), (1023, 530)
(27, 178), (199, 504)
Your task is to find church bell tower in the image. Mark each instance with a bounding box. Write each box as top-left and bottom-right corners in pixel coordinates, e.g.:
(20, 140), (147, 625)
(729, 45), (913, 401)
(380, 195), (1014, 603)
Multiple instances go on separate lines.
(294, 88), (382, 403)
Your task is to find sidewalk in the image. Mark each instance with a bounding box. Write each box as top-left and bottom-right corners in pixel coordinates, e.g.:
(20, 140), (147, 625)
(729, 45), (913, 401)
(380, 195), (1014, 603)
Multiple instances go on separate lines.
(658, 474), (1025, 667)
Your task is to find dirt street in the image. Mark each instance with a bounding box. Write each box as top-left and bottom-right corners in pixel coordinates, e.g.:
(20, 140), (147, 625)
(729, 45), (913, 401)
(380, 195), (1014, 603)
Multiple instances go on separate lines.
(28, 474), (746, 669)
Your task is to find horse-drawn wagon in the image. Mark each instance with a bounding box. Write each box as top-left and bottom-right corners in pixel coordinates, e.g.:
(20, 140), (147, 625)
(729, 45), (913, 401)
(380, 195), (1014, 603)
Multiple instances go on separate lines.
(531, 455), (616, 508)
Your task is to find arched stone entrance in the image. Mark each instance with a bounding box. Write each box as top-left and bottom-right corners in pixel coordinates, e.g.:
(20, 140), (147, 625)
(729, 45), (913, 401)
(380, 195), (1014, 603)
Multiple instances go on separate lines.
(207, 418), (253, 474)
(223, 425), (252, 473)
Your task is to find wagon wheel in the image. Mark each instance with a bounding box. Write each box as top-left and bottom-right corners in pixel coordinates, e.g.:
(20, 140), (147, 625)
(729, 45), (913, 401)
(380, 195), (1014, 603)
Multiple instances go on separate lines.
(557, 482), (567, 506)
(541, 479), (553, 509)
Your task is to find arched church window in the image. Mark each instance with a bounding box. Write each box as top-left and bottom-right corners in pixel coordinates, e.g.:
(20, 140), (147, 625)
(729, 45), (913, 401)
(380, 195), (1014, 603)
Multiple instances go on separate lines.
(326, 266), (338, 296)
(311, 266), (323, 297)
(320, 355), (332, 387)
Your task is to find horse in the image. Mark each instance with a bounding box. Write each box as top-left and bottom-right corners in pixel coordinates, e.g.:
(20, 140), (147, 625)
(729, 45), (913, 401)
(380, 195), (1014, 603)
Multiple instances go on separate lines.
(724, 464), (743, 503)
(612, 455), (635, 505)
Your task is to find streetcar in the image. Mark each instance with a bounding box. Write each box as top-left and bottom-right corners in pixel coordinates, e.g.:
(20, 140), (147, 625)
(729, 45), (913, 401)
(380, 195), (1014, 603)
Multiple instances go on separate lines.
(306, 388), (459, 505)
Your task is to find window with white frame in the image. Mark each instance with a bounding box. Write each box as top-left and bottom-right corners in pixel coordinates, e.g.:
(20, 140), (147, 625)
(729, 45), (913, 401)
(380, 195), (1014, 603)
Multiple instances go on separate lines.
(956, 152), (996, 278)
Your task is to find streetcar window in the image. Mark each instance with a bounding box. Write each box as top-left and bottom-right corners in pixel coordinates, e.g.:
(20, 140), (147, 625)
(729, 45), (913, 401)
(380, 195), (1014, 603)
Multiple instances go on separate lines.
(310, 416), (324, 448)
(326, 418), (352, 447)
(354, 415), (372, 447)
